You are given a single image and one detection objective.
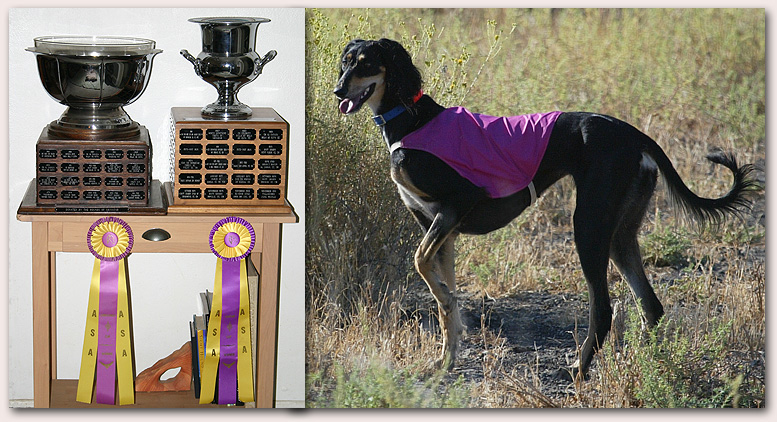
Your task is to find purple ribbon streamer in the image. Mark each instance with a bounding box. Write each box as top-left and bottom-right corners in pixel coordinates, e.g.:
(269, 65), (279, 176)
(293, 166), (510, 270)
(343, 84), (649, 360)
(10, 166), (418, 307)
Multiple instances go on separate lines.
(96, 260), (119, 405)
(218, 259), (240, 404)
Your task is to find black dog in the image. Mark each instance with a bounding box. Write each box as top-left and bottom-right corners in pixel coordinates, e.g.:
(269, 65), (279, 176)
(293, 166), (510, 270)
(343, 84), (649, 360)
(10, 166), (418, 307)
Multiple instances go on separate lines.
(334, 38), (757, 379)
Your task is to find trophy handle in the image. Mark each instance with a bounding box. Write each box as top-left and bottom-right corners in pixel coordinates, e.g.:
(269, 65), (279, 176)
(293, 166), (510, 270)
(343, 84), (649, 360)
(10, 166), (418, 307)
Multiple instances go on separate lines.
(180, 49), (202, 76)
(254, 50), (277, 76)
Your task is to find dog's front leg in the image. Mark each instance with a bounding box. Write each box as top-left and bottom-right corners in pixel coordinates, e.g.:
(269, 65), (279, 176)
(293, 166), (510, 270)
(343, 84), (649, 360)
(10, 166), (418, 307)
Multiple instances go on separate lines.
(414, 209), (464, 370)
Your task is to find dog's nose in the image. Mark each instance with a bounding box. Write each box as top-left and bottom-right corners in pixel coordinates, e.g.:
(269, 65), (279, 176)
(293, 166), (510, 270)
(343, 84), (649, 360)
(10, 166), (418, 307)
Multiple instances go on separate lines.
(333, 86), (348, 99)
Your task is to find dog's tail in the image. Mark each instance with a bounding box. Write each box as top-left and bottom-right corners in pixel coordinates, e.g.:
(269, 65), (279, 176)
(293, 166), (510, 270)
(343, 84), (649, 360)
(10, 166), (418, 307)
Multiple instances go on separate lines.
(642, 138), (759, 226)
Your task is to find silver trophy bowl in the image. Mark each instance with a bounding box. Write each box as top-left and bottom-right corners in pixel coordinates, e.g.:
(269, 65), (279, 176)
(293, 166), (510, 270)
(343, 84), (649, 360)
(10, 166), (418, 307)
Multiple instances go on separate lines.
(27, 36), (162, 139)
(180, 17), (277, 119)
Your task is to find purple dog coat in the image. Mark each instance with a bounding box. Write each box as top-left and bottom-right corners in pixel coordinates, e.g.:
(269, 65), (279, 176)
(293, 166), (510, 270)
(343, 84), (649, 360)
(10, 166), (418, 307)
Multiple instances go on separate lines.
(394, 107), (562, 198)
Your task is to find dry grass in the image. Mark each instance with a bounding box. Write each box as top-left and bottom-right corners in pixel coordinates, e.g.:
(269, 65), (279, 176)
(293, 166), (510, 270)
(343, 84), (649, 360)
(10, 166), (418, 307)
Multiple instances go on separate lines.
(305, 8), (765, 407)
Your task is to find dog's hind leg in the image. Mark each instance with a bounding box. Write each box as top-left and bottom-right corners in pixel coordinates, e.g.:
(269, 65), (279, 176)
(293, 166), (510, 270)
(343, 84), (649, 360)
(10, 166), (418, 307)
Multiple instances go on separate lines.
(610, 159), (664, 327)
(415, 208), (465, 370)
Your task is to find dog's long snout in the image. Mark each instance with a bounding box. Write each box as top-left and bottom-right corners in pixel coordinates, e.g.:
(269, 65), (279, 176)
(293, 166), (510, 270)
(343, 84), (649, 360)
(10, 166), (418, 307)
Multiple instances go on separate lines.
(333, 85), (348, 99)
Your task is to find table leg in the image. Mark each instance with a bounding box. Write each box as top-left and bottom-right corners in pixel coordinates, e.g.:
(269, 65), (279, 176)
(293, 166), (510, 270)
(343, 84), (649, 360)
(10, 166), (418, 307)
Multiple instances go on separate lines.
(31, 222), (52, 408)
(256, 223), (281, 408)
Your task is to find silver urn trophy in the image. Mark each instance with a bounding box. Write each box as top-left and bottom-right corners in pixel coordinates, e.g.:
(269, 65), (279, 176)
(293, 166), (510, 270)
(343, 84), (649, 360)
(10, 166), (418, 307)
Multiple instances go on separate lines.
(181, 17), (277, 119)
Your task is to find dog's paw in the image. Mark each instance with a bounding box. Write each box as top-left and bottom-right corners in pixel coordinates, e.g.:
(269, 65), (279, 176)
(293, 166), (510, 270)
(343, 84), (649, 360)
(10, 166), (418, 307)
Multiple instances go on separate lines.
(554, 366), (587, 383)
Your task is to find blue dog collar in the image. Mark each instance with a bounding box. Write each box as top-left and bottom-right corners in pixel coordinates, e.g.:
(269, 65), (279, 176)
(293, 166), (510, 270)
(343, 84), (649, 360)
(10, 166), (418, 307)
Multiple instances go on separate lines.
(372, 105), (407, 126)
(371, 90), (424, 126)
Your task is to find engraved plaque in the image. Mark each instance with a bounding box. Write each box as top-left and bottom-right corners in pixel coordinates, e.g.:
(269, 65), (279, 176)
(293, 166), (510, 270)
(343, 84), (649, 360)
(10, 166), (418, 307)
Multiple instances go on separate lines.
(179, 174), (202, 184)
(83, 191), (102, 201)
(83, 163), (102, 172)
(38, 176), (57, 186)
(61, 149), (79, 159)
(258, 174), (282, 185)
(231, 188), (254, 200)
(232, 128), (256, 140)
(180, 144), (203, 155)
(127, 150), (146, 159)
(104, 163), (123, 173)
(259, 128), (284, 140)
(60, 176), (80, 186)
(180, 128), (203, 140)
(259, 144), (283, 155)
(231, 159), (254, 170)
(204, 188), (228, 200)
(39, 149), (57, 159)
(127, 177), (146, 187)
(83, 149), (102, 159)
(61, 190), (80, 200)
(105, 177), (123, 187)
(258, 159), (282, 170)
(126, 191), (146, 201)
(179, 159), (203, 170)
(206, 144), (229, 155)
(105, 191), (124, 201)
(105, 150), (124, 159)
(205, 173), (228, 185)
(83, 176), (102, 187)
(205, 159), (228, 170)
(206, 129), (230, 140)
(39, 163), (57, 172)
(127, 163), (146, 173)
(178, 188), (202, 199)
(232, 144), (256, 155)
(61, 163), (79, 172)
(258, 188), (281, 200)
(39, 190), (57, 199)
(231, 174), (255, 185)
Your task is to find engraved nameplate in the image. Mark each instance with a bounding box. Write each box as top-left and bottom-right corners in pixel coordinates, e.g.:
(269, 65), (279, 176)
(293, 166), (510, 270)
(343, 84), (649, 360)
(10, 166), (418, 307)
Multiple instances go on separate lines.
(258, 174), (282, 185)
(204, 188), (228, 200)
(258, 144), (283, 155)
(83, 163), (102, 172)
(105, 150), (124, 159)
(206, 129), (230, 140)
(83, 177), (102, 187)
(259, 128), (284, 140)
(232, 144), (256, 155)
(104, 163), (123, 173)
(204, 174), (228, 185)
(180, 144), (203, 155)
(205, 159), (228, 170)
(39, 149), (57, 159)
(258, 159), (283, 170)
(179, 159), (203, 170)
(231, 174), (255, 185)
(206, 144), (229, 155)
(60, 191), (79, 200)
(105, 191), (124, 201)
(127, 150), (146, 159)
(83, 150), (102, 159)
(178, 188), (202, 199)
(127, 177), (146, 187)
(61, 149), (79, 159)
(105, 177), (123, 187)
(231, 188), (254, 200)
(180, 128), (203, 140)
(39, 163), (57, 172)
(232, 129), (256, 140)
(258, 188), (281, 200)
(179, 174), (202, 184)
(38, 176), (57, 186)
(60, 176), (80, 186)
(231, 159), (254, 170)
(60, 163), (79, 172)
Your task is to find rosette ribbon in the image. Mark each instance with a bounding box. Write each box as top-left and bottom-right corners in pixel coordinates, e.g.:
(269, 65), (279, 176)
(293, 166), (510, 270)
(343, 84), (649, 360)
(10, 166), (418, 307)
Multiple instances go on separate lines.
(200, 217), (255, 404)
(77, 217), (135, 405)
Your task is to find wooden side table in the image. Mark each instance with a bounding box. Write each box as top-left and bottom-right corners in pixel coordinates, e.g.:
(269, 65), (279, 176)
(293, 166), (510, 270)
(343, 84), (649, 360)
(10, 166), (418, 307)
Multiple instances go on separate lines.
(16, 180), (298, 408)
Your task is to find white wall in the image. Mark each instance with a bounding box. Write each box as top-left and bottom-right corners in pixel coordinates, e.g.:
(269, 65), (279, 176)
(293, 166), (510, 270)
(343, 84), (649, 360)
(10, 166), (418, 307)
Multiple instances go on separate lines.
(7, 8), (305, 407)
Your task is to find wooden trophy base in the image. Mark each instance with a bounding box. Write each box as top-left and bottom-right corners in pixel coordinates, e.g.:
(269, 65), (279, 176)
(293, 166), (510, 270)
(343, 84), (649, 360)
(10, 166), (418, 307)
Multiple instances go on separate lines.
(169, 107), (289, 211)
(35, 124), (153, 209)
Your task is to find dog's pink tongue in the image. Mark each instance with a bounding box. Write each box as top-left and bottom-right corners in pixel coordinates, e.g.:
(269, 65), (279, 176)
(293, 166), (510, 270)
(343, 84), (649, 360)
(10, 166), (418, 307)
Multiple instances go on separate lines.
(339, 98), (355, 114)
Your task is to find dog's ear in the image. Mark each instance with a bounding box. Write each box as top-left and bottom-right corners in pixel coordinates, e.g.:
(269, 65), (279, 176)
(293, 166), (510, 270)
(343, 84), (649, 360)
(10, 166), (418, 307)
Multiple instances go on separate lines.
(375, 38), (422, 107)
(342, 39), (364, 57)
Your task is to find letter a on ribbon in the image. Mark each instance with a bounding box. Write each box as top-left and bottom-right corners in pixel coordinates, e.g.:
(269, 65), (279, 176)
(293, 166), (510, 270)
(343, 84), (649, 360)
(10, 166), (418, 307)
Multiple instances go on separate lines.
(200, 217), (255, 405)
(77, 217), (135, 405)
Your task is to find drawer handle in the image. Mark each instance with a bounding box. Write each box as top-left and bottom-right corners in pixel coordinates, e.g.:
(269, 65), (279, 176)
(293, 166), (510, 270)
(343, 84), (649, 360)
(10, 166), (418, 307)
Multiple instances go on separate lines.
(142, 228), (171, 242)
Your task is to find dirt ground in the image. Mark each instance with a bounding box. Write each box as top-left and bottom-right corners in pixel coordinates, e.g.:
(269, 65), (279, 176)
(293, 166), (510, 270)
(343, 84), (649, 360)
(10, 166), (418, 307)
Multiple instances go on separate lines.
(399, 185), (766, 405)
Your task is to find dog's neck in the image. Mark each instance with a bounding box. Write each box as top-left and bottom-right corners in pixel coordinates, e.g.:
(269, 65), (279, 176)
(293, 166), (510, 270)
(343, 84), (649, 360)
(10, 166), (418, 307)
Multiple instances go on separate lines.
(371, 94), (445, 150)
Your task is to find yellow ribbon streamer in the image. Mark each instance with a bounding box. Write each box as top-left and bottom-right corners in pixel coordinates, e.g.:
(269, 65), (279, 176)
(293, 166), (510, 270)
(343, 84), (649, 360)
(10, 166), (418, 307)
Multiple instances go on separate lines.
(199, 259), (223, 404)
(237, 259), (254, 402)
(116, 259), (134, 405)
(76, 259), (102, 403)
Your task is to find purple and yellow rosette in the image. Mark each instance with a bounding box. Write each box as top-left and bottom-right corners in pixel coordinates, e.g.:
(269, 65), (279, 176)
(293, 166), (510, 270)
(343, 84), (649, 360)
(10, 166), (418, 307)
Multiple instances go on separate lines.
(200, 217), (255, 405)
(77, 217), (135, 405)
